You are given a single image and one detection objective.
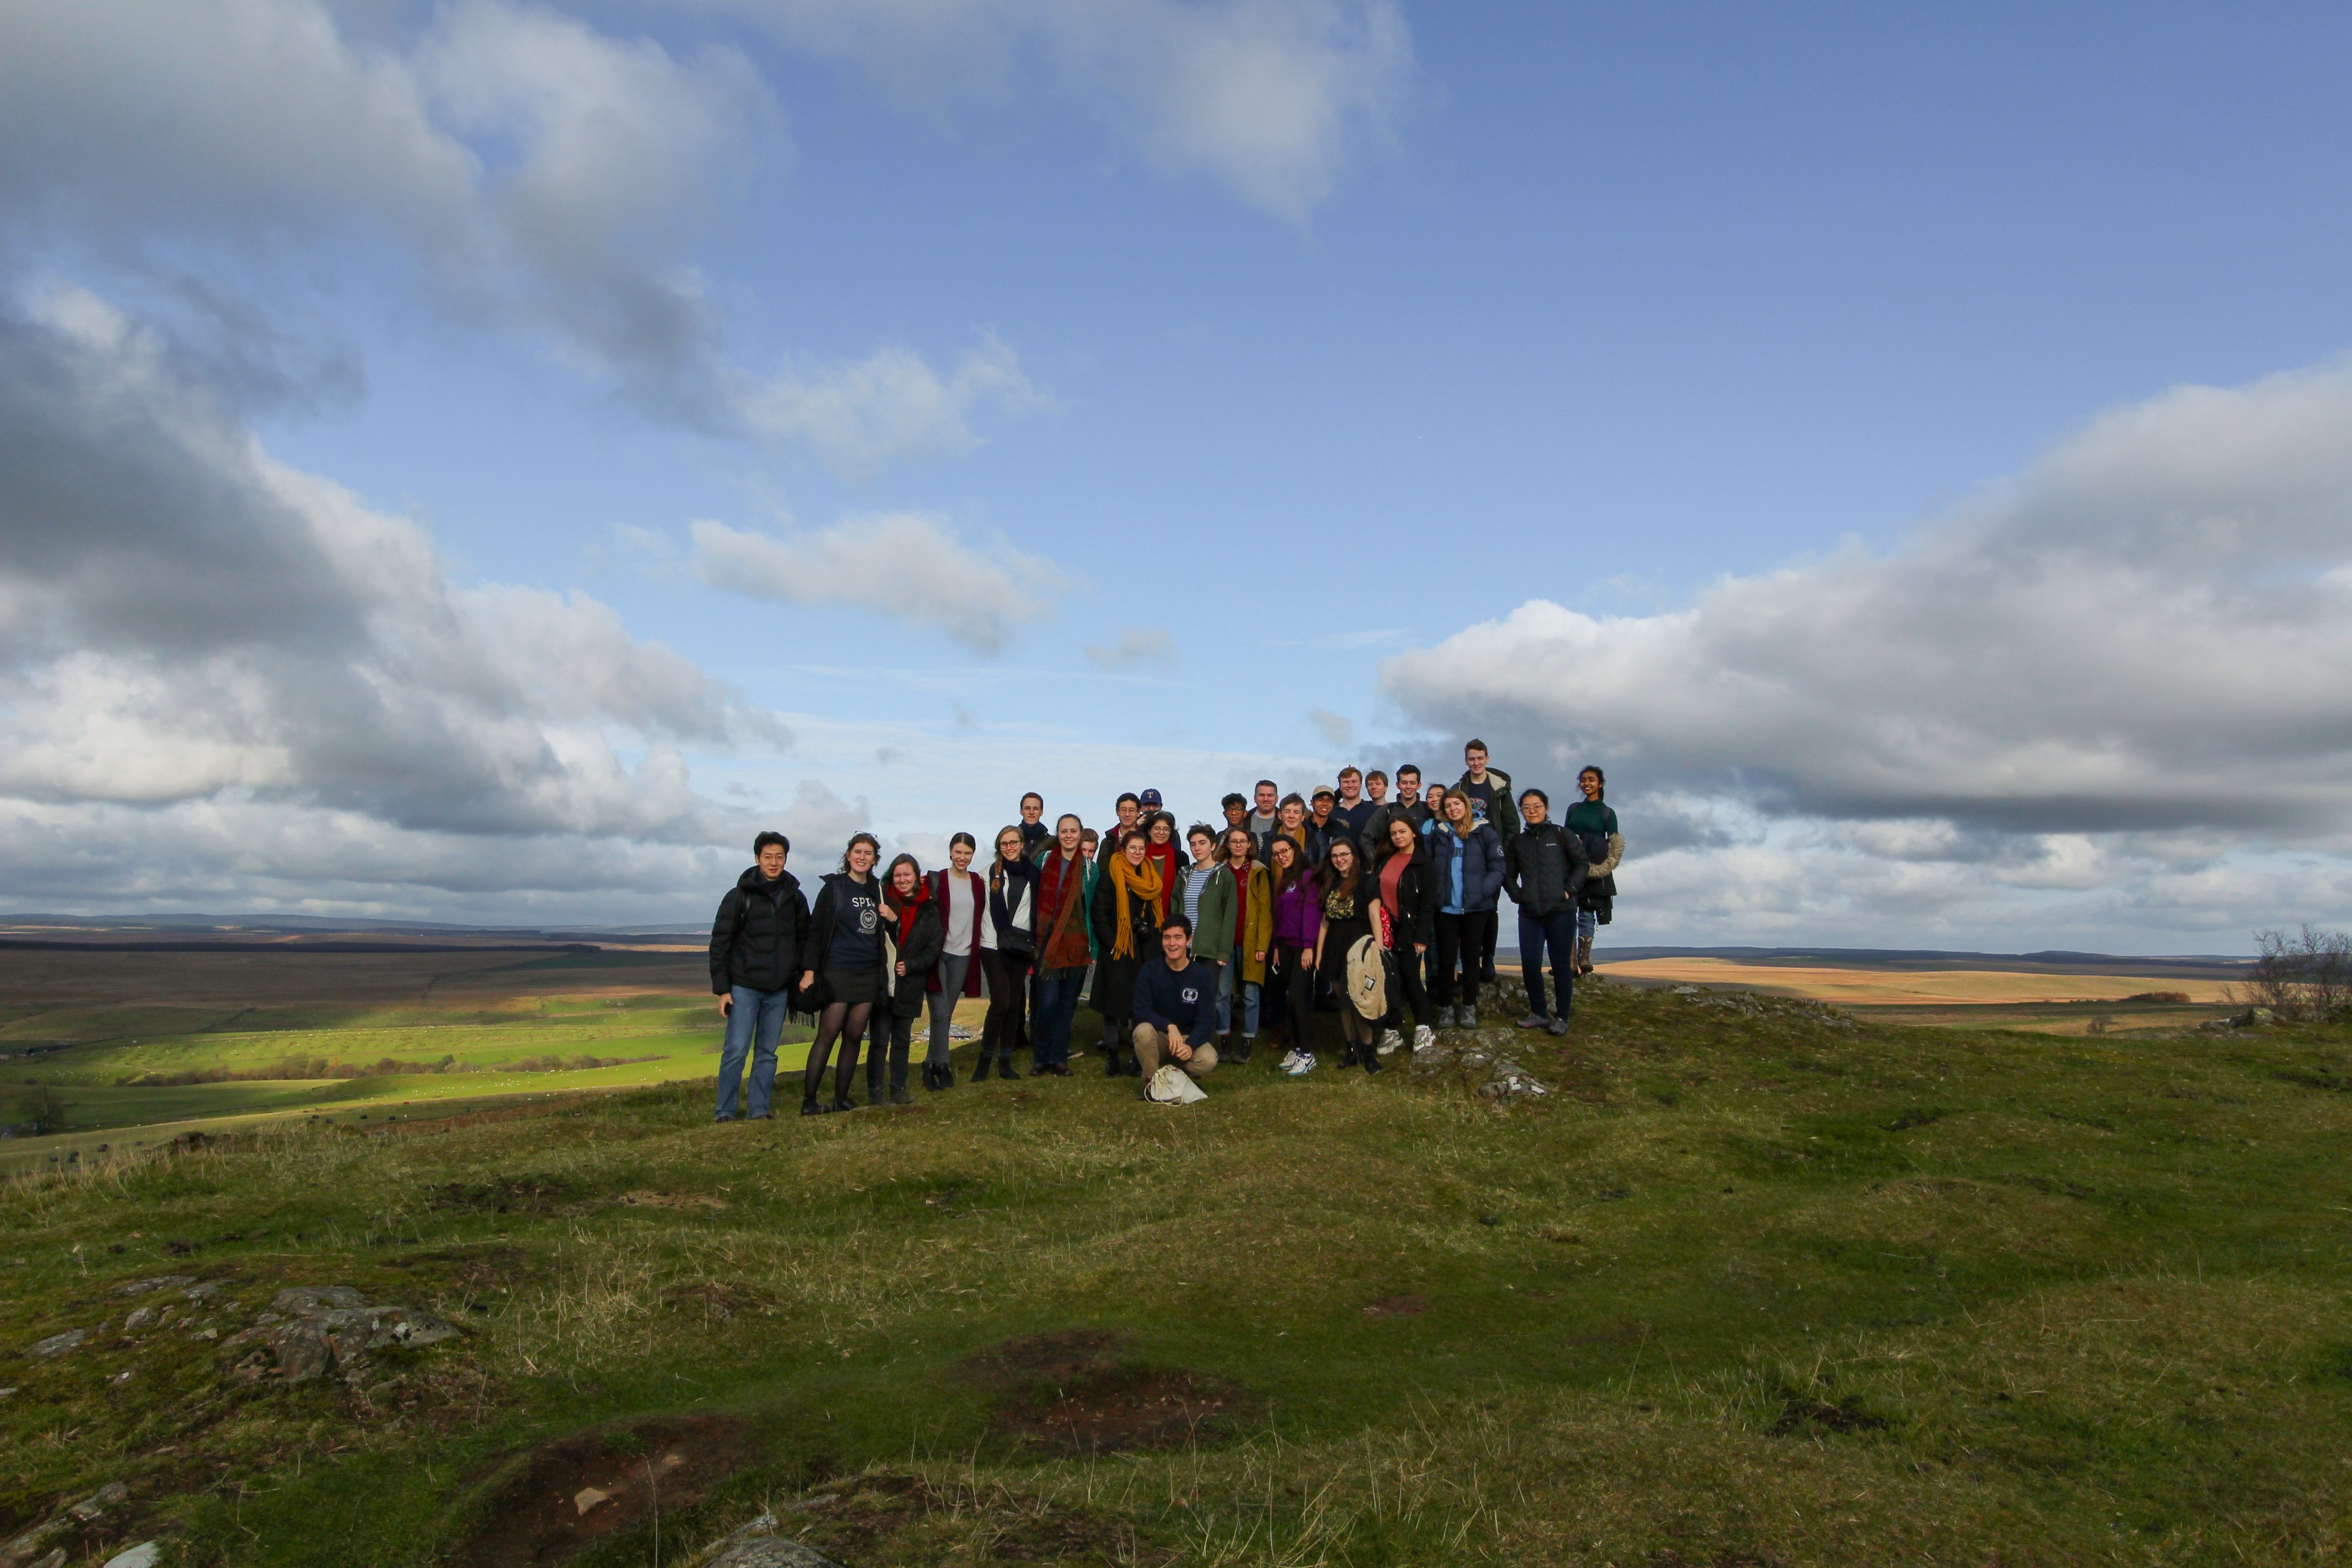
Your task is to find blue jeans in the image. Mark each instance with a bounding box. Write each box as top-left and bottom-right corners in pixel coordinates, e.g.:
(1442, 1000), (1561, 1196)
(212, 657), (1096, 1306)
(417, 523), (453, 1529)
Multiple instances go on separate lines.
(1032, 966), (1088, 1066)
(716, 985), (789, 1119)
(1518, 910), (1578, 1018)
(1576, 907), (1598, 942)
(1215, 950), (1260, 1037)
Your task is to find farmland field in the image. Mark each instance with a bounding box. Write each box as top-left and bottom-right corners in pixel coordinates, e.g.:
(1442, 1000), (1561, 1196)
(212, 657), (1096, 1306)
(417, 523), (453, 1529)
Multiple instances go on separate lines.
(4, 937), (2351, 1567)
(0, 933), (934, 1171)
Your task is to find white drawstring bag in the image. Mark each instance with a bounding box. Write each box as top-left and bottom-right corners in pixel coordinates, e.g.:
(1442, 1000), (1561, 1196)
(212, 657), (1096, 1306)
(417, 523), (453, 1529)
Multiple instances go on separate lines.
(1145, 1064), (1207, 1104)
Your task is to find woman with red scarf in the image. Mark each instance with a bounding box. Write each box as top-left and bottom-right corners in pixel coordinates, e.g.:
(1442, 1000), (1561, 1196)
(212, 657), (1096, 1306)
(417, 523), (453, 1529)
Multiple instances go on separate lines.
(1141, 810), (1185, 896)
(875, 853), (943, 1106)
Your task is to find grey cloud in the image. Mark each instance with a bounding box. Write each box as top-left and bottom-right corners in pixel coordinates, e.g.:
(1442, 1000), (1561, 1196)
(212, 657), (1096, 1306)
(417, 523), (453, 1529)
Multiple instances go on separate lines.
(0, 0), (1036, 467)
(1382, 363), (2352, 843)
(0, 287), (789, 871)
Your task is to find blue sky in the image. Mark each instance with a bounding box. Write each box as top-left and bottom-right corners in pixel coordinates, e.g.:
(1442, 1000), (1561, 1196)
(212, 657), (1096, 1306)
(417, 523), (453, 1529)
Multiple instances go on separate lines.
(4, 1), (2351, 949)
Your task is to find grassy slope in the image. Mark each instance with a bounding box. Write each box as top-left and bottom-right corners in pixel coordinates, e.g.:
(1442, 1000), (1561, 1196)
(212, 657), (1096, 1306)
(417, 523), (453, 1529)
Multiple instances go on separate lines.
(3, 982), (2351, 1566)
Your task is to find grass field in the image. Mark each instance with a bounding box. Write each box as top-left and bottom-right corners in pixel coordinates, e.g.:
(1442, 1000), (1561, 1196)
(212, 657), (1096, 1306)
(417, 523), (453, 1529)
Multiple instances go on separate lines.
(5, 960), (2351, 1567)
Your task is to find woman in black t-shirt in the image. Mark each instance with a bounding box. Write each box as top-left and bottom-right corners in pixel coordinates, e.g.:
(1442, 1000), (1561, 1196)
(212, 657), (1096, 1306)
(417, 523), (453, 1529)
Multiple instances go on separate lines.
(798, 832), (886, 1113)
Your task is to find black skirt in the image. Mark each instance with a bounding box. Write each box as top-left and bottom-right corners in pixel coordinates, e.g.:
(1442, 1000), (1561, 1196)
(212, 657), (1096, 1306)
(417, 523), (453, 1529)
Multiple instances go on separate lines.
(823, 966), (883, 1005)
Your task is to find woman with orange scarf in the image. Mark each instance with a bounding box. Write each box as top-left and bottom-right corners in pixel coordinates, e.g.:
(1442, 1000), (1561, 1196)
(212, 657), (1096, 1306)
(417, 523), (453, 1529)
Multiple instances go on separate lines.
(1087, 828), (1166, 1078)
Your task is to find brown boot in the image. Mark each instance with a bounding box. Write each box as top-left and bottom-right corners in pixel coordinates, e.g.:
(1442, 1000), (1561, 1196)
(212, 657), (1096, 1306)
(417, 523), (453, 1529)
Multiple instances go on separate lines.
(1575, 936), (1594, 975)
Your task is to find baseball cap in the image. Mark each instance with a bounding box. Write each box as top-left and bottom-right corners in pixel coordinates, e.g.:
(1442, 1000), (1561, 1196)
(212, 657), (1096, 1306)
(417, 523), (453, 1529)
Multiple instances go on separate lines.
(1139, 788), (1164, 809)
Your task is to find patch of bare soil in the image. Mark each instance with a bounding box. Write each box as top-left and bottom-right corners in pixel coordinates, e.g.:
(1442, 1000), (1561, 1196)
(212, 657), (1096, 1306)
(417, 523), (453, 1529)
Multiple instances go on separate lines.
(1767, 1396), (1888, 1437)
(964, 1332), (1242, 1455)
(1361, 1294), (1428, 1317)
(458, 1413), (750, 1567)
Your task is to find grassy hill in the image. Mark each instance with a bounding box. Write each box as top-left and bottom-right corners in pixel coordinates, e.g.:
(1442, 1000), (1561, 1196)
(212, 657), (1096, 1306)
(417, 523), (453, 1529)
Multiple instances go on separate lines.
(4, 979), (2351, 1566)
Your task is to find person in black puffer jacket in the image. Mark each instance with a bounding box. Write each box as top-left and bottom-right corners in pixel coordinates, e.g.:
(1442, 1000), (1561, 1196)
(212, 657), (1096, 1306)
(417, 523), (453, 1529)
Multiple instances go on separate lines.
(707, 832), (810, 1121)
(1503, 789), (1590, 1034)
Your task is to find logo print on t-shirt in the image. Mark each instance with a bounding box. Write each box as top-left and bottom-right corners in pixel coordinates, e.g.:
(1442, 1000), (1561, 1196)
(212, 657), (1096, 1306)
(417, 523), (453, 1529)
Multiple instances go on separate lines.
(855, 897), (878, 934)
(1180, 986), (1198, 1005)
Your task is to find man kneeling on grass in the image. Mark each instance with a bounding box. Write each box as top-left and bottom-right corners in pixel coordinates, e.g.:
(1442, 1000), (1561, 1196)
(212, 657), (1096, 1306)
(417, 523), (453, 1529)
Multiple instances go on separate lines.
(1131, 914), (1218, 1097)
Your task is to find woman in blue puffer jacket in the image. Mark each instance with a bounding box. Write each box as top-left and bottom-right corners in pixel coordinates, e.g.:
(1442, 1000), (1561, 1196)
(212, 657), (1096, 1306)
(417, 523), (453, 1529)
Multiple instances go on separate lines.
(1425, 791), (1504, 1028)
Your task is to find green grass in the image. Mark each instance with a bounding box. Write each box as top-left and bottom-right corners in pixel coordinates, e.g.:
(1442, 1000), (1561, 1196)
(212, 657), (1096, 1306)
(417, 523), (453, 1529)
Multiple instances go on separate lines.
(5, 981), (2351, 1565)
(0, 990), (833, 1158)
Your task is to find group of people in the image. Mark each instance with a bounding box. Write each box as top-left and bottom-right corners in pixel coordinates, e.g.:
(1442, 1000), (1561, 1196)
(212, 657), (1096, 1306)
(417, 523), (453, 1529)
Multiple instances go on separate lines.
(706, 741), (1624, 1120)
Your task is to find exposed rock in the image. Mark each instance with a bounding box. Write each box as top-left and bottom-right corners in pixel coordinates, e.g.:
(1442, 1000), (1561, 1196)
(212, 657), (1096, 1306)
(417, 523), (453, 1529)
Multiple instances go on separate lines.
(226, 1288), (457, 1384)
(124, 1307), (155, 1333)
(1478, 1068), (1550, 1102)
(1, 1517), (68, 1565)
(272, 1286), (368, 1313)
(69, 1484), (129, 1522)
(29, 1328), (85, 1358)
(27, 1548), (65, 1568)
(182, 1282), (223, 1303)
(685, 1514), (845, 1568)
(103, 1545), (161, 1568)
(118, 1277), (195, 1297)
(1, 1484), (128, 1567)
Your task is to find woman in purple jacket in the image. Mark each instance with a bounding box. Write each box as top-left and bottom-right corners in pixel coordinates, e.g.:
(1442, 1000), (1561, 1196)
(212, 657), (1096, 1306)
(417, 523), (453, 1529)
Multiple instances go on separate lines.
(1265, 834), (1322, 1075)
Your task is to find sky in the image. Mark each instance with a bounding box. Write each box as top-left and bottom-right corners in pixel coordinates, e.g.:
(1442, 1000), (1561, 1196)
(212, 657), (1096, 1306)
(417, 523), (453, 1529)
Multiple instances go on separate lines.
(3, 0), (2350, 951)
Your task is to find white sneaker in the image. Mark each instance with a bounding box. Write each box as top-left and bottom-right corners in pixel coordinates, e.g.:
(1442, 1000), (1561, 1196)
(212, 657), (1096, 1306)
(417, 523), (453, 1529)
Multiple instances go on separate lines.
(1413, 1024), (1435, 1051)
(1277, 1047), (1301, 1071)
(1284, 1051), (1317, 1076)
(1377, 1029), (1403, 1056)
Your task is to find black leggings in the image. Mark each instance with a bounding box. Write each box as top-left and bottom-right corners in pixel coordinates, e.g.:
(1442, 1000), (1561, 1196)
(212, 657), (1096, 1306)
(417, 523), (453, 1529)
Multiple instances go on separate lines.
(1272, 945), (1316, 1051)
(978, 947), (1030, 1058)
(805, 1000), (874, 1105)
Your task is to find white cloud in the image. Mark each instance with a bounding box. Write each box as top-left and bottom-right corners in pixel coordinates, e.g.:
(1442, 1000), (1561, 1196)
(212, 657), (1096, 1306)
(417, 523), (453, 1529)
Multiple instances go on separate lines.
(1380, 363), (2352, 947)
(691, 512), (1071, 654)
(737, 334), (1043, 480)
(1085, 625), (1177, 670)
(708, 0), (1417, 221)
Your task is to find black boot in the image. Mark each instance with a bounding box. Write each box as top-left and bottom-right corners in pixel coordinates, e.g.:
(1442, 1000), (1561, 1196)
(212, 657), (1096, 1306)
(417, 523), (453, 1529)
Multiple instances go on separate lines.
(996, 1051), (1017, 1079)
(972, 1046), (994, 1081)
(888, 1056), (911, 1105)
(1103, 1039), (1124, 1076)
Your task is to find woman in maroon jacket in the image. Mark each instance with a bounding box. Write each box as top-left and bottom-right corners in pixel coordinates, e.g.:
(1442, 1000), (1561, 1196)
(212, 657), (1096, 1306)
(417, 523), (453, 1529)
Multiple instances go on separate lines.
(923, 832), (986, 1090)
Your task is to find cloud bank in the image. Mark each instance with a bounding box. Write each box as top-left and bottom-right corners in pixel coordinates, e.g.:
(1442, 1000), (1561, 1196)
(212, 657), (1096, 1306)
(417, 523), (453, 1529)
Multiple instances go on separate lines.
(0, 284), (821, 915)
(1381, 365), (2352, 946)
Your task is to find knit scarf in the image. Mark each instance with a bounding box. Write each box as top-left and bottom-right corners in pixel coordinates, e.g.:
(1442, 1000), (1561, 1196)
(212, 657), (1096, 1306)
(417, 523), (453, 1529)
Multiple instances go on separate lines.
(887, 880), (930, 946)
(1107, 853), (1165, 960)
(1143, 840), (1181, 901)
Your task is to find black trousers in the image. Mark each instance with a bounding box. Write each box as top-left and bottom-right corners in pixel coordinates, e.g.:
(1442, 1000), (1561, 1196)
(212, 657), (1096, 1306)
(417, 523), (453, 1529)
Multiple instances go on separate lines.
(1386, 945), (1432, 1029)
(1271, 944), (1317, 1052)
(977, 947), (1030, 1060)
(1433, 911), (1496, 1007)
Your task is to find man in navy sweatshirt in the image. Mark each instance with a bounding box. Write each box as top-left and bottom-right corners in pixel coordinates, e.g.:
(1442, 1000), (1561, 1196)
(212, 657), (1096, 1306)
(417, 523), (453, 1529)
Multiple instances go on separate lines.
(1131, 915), (1220, 1089)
